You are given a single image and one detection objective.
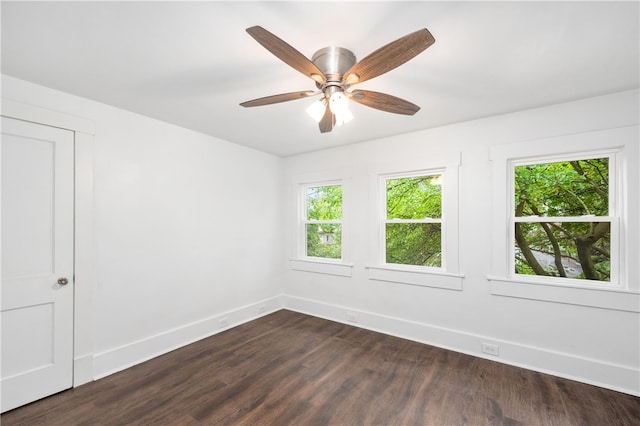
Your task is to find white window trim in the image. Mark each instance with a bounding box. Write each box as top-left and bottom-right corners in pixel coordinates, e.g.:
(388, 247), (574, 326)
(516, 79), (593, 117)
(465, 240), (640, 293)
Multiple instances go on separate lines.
(290, 169), (353, 277)
(367, 154), (463, 290)
(488, 126), (640, 312)
(366, 265), (464, 290)
(290, 258), (353, 277)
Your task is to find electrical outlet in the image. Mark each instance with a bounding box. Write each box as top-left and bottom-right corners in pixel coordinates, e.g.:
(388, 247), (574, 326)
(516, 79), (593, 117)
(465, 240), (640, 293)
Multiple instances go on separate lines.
(219, 317), (229, 328)
(259, 304), (266, 314)
(346, 312), (357, 323)
(481, 343), (500, 356)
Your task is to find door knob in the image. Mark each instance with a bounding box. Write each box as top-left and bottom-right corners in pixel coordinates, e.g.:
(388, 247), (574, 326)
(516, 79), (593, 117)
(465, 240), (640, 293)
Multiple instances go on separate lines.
(57, 277), (69, 285)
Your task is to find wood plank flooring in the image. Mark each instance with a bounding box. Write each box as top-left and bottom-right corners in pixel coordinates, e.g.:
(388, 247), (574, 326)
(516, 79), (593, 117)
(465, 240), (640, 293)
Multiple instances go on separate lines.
(2, 310), (639, 425)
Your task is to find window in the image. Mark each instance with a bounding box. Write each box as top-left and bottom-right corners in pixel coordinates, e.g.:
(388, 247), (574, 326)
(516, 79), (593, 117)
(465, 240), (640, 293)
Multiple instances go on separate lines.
(367, 154), (463, 291)
(384, 173), (442, 267)
(489, 126), (639, 312)
(512, 156), (613, 283)
(303, 184), (342, 260)
(290, 169), (353, 277)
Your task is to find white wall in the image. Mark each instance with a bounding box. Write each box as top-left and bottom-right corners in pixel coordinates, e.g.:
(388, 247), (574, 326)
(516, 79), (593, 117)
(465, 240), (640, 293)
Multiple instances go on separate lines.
(282, 89), (640, 395)
(2, 75), (285, 378)
(3, 74), (638, 396)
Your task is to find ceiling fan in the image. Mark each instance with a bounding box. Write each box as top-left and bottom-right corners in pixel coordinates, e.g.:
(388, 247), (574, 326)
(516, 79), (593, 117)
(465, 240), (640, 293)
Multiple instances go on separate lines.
(240, 26), (436, 133)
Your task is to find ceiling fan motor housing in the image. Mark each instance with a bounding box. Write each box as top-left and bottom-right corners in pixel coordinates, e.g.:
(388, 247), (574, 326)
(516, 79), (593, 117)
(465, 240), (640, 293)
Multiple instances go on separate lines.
(312, 47), (356, 88)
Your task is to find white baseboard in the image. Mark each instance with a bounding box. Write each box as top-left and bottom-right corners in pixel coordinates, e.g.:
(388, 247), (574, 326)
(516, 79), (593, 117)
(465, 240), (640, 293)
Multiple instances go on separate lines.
(282, 294), (640, 396)
(73, 354), (94, 386)
(86, 293), (638, 397)
(92, 296), (284, 380)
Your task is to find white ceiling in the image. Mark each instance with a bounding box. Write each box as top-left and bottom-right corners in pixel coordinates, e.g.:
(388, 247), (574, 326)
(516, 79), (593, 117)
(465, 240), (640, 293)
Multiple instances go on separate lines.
(2, 1), (638, 157)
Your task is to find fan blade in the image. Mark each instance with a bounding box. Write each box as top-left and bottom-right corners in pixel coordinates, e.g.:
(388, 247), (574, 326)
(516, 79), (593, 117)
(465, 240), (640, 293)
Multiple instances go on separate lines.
(240, 91), (318, 107)
(318, 103), (335, 133)
(349, 90), (420, 115)
(246, 26), (326, 84)
(343, 28), (435, 85)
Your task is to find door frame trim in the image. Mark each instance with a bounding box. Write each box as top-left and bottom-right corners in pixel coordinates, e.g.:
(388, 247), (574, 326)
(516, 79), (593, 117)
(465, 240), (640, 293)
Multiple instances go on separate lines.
(2, 98), (96, 386)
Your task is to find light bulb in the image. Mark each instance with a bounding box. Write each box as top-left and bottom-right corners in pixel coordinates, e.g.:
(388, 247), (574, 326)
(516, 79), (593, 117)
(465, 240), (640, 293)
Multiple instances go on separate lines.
(306, 100), (326, 123)
(329, 91), (353, 126)
(329, 91), (349, 115)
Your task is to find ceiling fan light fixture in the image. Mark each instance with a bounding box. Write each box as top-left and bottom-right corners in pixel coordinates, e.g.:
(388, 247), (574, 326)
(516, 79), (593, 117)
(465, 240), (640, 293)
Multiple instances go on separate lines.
(306, 99), (326, 123)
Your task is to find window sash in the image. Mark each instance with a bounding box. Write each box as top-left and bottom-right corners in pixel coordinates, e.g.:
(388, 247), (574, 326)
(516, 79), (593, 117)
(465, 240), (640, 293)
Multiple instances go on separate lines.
(305, 223), (342, 260)
(385, 218), (442, 224)
(304, 219), (341, 225)
(511, 151), (616, 217)
(513, 216), (613, 223)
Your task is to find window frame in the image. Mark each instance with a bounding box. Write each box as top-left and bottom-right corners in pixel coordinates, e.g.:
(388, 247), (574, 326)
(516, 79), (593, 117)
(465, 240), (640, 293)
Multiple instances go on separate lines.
(509, 151), (618, 286)
(380, 170), (445, 270)
(488, 126), (639, 312)
(301, 182), (343, 261)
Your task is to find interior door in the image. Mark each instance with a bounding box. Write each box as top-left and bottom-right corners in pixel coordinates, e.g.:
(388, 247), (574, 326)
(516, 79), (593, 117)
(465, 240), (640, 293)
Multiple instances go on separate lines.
(1, 116), (74, 412)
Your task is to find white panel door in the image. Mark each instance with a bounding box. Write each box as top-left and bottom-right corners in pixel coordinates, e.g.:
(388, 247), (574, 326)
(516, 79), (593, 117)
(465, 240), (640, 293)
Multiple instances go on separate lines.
(1, 117), (74, 412)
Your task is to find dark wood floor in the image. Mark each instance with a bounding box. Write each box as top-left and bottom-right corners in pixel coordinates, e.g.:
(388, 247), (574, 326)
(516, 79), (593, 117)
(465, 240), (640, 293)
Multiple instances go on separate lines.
(2, 310), (639, 425)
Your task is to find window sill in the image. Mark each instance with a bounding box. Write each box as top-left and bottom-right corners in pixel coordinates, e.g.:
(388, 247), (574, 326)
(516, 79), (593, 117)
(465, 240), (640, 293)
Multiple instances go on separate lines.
(367, 266), (464, 291)
(487, 275), (640, 312)
(290, 259), (353, 277)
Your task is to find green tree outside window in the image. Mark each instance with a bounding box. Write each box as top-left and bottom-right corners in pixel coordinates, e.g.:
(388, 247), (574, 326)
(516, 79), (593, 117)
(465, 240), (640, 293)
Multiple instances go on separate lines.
(385, 175), (442, 267)
(305, 185), (342, 259)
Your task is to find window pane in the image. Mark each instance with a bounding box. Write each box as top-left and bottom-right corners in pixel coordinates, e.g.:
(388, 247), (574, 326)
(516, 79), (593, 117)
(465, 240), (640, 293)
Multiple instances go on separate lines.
(515, 222), (610, 281)
(514, 158), (608, 217)
(386, 176), (441, 219)
(386, 223), (441, 267)
(306, 185), (342, 220)
(306, 224), (341, 259)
